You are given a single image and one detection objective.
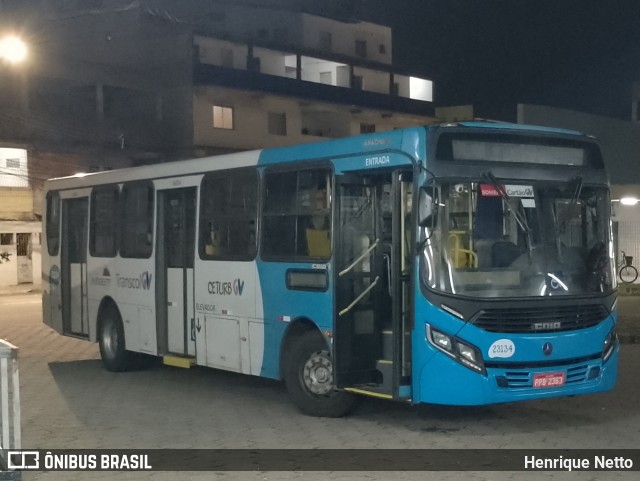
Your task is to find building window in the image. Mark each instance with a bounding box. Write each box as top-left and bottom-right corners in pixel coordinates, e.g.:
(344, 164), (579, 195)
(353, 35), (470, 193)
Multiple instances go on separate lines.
(320, 72), (332, 85)
(262, 168), (332, 260)
(285, 66), (297, 79)
(200, 169), (258, 260)
(379, 44), (386, 55)
(90, 185), (119, 257)
(5, 158), (20, 169)
(268, 112), (287, 136)
(360, 123), (376, 134)
(120, 182), (154, 259)
(221, 49), (234, 68)
(355, 40), (367, 58)
(319, 31), (332, 51)
(46, 191), (60, 256)
(213, 105), (234, 129)
(16, 233), (30, 257)
(1, 233), (13, 245)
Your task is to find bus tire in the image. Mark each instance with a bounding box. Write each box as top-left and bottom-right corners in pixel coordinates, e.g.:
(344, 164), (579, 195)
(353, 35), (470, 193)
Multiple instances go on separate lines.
(619, 265), (638, 284)
(98, 307), (135, 372)
(284, 331), (356, 417)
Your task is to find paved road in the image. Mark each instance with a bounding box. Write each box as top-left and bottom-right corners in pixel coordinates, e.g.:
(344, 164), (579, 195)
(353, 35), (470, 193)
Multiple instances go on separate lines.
(1, 293), (640, 481)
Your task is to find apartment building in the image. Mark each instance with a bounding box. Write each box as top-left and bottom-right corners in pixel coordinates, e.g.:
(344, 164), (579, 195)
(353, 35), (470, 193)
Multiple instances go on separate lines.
(0, 0), (437, 286)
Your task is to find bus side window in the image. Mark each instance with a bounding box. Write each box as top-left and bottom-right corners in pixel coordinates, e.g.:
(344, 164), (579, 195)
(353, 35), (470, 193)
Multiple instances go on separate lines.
(305, 186), (331, 257)
(46, 191), (61, 256)
(262, 168), (331, 260)
(121, 181), (154, 259)
(200, 169), (258, 260)
(90, 185), (119, 257)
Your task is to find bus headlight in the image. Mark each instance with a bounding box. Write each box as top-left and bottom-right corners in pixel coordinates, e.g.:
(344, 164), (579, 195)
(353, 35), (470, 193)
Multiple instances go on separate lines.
(431, 329), (453, 353)
(426, 325), (486, 375)
(602, 328), (617, 362)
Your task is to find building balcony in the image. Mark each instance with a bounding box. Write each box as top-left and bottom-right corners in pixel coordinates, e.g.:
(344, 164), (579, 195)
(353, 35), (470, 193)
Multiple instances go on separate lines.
(194, 63), (434, 118)
(193, 36), (434, 117)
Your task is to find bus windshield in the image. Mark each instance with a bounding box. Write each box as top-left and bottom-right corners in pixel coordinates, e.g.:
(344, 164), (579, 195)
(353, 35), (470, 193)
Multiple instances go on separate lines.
(420, 179), (615, 298)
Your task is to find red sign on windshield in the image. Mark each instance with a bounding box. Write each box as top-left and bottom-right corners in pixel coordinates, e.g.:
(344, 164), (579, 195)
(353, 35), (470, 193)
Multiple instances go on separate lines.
(479, 184), (501, 197)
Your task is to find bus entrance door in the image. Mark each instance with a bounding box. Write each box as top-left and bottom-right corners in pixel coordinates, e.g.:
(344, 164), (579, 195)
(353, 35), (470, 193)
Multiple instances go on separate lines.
(61, 197), (89, 337)
(334, 171), (412, 398)
(156, 187), (197, 358)
(334, 173), (388, 394)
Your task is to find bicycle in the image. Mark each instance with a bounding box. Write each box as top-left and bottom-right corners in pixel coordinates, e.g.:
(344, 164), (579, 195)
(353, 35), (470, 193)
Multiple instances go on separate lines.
(618, 251), (638, 284)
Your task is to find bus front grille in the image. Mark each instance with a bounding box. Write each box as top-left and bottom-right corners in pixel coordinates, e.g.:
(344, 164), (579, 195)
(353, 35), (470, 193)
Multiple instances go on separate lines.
(496, 363), (590, 389)
(471, 304), (609, 333)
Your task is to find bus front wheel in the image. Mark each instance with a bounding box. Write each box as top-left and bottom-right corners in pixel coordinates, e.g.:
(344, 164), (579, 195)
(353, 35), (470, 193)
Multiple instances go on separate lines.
(98, 307), (135, 372)
(284, 331), (356, 417)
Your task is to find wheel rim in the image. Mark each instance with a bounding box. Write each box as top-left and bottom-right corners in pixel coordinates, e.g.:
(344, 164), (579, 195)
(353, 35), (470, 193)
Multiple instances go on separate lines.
(302, 350), (334, 396)
(620, 266), (637, 283)
(101, 318), (119, 359)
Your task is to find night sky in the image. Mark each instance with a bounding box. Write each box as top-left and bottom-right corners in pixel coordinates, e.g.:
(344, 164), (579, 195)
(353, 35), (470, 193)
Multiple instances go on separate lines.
(367, 0), (640, 120)
(3, 0), (640, 120)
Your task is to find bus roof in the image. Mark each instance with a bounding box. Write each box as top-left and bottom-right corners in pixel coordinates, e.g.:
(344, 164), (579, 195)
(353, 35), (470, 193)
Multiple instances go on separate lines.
(453, 121), (588, 137)
(43, 122), (593, 191)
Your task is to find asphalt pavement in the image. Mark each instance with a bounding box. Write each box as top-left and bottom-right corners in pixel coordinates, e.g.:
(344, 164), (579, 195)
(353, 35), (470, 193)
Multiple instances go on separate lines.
(1, 287), (639, 481)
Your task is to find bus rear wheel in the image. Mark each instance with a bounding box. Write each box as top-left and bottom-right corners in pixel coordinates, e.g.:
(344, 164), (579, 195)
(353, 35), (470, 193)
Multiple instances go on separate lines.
(98, 307), (135, 372)
(284, 331), (356, 417)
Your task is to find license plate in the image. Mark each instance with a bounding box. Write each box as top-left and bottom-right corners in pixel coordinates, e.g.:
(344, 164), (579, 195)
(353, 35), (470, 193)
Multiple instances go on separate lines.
(532, 372), (565, 388)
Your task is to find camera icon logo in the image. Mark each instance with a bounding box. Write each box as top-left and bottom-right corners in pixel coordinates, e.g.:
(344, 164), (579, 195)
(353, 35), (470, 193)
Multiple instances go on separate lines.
(7, 451), (40, 470)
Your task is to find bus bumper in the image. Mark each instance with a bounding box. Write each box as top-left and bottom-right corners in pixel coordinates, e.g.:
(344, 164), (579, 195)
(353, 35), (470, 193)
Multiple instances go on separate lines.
(414, 343), (618, 406)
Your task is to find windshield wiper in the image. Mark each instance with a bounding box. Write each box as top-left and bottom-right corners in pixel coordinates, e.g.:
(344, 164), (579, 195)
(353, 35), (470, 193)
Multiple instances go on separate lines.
(556, 176), (583, 236)
(483, 171), (534, 261)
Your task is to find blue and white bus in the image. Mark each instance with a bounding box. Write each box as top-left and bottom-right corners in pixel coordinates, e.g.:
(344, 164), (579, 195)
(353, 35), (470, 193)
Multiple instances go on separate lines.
(42, 122), (619, 417)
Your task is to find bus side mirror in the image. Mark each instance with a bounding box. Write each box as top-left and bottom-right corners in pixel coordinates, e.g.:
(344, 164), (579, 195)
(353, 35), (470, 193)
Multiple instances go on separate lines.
(419, 186), (438, 227)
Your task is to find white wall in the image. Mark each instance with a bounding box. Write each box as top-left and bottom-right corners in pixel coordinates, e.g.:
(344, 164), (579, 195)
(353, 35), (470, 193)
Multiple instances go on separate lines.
(302, 15), (392, 64)
(0, 244), (18, 286)
(353, 67), (389, 94)
(253, 47), (288, 77)
(0, 222), (41, 287)
(223, 6), (303, 45)
(300, 57), (347, 85)
(616, 222), (640, 284)
(0, 148), (28, 188)
(196, 37), (248, 70)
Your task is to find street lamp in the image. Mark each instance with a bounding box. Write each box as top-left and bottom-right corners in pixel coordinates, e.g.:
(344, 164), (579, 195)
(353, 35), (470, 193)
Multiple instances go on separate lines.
(612, 197), (640, 206)
(619, 197), (639, 206)
(0, 35), (27, 63)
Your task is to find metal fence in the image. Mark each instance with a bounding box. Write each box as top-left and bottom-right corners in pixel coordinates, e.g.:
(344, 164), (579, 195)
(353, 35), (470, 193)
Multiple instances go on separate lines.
(0, 339), (20, 479)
